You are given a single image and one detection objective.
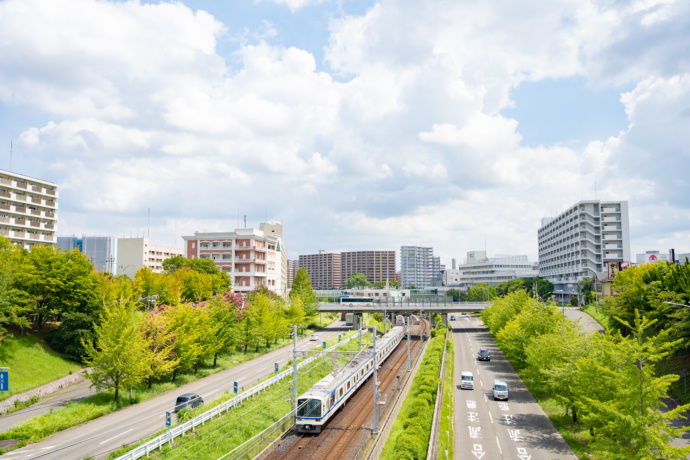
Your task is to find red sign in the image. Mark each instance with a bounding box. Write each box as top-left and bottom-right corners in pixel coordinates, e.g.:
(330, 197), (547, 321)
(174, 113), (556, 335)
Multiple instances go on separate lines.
(649, 255), (658, 261)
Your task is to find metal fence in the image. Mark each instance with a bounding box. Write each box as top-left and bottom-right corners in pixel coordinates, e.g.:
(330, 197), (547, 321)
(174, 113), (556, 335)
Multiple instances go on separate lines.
(113, 331), (364, 460)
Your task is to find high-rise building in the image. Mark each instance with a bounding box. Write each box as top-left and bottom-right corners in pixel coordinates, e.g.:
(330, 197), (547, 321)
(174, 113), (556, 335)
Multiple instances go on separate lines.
(538, 200), (630, 293)
(0, 169), (58, 249)
(183, 222), (287, 296)
(400, 246), (441, 288)
(287, 259), (300, 287)
(340, 250), (396, 286)
(299, 251), (342, 289)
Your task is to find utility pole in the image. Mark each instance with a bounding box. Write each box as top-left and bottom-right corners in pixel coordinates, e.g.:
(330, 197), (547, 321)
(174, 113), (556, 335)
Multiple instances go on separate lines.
(293, 325), (298, 421)
(359, 316), (363, 351)
(373, 326), (379, 435)
(407, 316), (411, 371)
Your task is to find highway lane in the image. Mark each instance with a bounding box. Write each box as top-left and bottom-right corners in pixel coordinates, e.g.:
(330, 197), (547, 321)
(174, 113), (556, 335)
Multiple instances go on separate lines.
(450, 314), (577, 460)
(2, 321), (351, 460)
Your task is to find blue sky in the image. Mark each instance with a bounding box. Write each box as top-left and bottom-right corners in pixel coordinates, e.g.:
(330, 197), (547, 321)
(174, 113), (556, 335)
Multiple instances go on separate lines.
(1, 0), (689, 266)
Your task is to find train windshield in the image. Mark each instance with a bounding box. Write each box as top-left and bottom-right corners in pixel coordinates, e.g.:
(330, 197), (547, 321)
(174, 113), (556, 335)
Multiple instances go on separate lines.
(297, 399), (322, 418)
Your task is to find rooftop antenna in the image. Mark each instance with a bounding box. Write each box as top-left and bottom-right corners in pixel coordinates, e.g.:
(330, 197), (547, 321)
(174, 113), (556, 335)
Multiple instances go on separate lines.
(9, 142), (12, 171)
(244, 214), (246, 229)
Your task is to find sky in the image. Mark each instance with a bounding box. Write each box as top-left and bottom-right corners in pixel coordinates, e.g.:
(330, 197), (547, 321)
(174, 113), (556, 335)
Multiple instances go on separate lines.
(1, 0), (689, 267)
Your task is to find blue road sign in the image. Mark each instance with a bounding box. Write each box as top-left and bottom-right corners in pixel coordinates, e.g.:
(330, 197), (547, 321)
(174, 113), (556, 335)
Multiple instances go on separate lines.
(0, 372), (8, 391)
(322, 341), (326, 349)
(275, 363), (279, 374)
(165, 411), (171, 428)
(338, 334), (341, 342)
(234, 381), (238, 394)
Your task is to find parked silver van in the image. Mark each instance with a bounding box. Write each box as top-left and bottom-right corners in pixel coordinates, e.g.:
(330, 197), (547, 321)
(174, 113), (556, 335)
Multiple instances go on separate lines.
(493, 379), (508, 401)
(460, 372), (474, 390)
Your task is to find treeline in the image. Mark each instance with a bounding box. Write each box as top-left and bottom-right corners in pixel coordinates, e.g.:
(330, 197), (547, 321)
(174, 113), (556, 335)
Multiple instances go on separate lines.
(84, 288), (309, 400)
(482, 290), (690, 459)
(445, 277), (553, 302)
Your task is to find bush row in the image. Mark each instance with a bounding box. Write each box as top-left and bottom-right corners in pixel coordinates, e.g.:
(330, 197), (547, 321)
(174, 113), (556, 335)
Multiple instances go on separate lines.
(382, 316), (446, 460)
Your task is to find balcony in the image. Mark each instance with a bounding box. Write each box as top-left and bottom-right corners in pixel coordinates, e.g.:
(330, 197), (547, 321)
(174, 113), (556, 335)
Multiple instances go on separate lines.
(16, 182), (27, 190)
(29, 233), (40, 240)
(30, 209), (41, 216)
(16, 195), (27, 202)
(46, 189), (56, 196)
(0, 203), (9, 211)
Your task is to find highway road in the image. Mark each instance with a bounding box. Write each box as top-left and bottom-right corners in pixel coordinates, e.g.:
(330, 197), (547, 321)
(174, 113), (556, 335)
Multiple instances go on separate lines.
(450, 314), (577, 460)
(1, 320), (351, 460)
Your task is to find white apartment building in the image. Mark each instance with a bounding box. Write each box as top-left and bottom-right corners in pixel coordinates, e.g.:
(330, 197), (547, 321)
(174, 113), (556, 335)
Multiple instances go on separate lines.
(0, 169), (58, 249)
(444, 251), (538, 291)
(183, 221), (287, 296)
(538, 200), (630, 292)
(400, 246), (441, 288)
(117, 238), (182, 278)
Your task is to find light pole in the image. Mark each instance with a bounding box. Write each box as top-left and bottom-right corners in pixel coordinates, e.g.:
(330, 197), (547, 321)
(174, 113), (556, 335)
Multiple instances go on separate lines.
(138, 290), (164, 313)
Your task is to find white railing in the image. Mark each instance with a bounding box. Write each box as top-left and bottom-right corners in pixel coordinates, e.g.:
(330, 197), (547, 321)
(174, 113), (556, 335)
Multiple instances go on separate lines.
(114, 331), (364, 460)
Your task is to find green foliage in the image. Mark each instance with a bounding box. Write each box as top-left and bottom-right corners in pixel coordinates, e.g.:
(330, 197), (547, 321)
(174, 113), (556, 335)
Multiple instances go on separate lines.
(445, 288), (464, 301)
(382, 330), (446, 460)
(346, 272), (370, 288)
(289, 267), (317, 315)
(466, 283), (497, 301)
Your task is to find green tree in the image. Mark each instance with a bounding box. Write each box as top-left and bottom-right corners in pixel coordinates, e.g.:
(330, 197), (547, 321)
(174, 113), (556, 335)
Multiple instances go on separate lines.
(467, 283), (497, 302)
(346, 272), (370, 288)
(574, 312), (690, 459)
(140, 310), (178, 388)
(162, 303), (205, 381)
(289, 267), (317, 315)
(445, 289), (461, 301)
(205, 291), (244, 366)
(82, 301), (151, 401)
(0, 237), (29, 341)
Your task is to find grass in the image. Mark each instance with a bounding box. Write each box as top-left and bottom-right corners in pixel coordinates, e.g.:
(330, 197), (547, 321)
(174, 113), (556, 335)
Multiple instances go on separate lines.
(106, 331), (371, 460)
(437, 335), (453, 460)
(0, 334), (83, 402)
(582, 305), (612, 330)
(0, 314), (347, 446)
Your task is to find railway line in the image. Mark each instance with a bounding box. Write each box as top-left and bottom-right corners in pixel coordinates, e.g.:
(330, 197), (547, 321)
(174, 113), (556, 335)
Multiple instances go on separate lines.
(263, 316), (430, 460)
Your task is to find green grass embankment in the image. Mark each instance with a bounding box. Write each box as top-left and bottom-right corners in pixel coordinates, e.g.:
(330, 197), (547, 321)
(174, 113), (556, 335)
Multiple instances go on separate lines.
(0, 334), (83, 402)
(582, 305), (612, 330)
(380, 326), (446, 460)
(437, 336), (453, 459)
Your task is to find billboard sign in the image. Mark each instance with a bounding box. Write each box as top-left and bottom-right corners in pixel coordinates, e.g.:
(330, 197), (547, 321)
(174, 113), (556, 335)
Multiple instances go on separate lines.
(608, 262), (619, 280)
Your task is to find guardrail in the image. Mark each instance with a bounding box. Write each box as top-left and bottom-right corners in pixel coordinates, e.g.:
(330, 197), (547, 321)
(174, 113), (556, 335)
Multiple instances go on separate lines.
(114, 330), (364, 460)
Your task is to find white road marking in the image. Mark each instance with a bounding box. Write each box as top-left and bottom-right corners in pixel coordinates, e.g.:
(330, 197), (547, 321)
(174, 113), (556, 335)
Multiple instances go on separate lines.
(40, 447), (56, 450)
(489, 411), (493, 424)
(159, 414), (164, 417)
(480, 379), (483, 387)
(4, 450), (35, 455)
(483, 393), (488, 402)
(472, 444), (485, 459)
(517, 447), (532, 459)
(257, 366), (267, 371)
(496, 436), (503, 454)
(99, 428), (134, 445)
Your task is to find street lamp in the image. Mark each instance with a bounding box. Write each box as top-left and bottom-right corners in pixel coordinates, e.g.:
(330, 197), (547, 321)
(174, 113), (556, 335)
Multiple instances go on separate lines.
(663, 301), (690, 308)
(138, 290), (165, 313)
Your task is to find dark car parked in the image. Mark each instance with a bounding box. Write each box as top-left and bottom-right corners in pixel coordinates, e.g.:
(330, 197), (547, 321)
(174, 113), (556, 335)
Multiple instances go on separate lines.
(175, 393), (204, 412)
(477, 348), (490, 361)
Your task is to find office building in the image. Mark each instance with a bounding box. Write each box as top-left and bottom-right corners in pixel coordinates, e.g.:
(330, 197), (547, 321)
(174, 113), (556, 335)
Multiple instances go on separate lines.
(341, 250), (396, 286)
(538, 200), (630, 293)
(58, 236), (118, 274)
(299, 251), (342, 289)
(443, 251), (537, 291)
(183, 221), (287, 296)
(635, 250), (669, 264)
(400, 246), (441, 288)
(0, 169), (58, 249)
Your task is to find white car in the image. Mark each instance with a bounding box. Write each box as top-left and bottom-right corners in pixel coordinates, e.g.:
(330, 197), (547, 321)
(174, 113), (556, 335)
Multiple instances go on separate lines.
(309, 334), (319, 341)
(460, 372), (474, 390)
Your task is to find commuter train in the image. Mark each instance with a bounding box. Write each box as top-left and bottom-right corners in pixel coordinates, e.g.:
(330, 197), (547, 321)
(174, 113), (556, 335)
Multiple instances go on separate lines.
(295, 326), (405, 433)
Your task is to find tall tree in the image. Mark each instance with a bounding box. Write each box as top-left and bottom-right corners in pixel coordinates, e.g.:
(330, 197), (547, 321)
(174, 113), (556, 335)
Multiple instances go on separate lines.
(346, 272), (370, 288)
(467, 283), (497, 302)
(162, 303), (205, 381)
(289, 267), (317, 315)
(0, 237), (29, 341)
(82, 301), (151, 401)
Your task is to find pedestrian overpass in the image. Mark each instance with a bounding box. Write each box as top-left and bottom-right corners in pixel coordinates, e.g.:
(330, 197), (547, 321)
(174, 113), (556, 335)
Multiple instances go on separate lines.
(316, 301), (490, 313)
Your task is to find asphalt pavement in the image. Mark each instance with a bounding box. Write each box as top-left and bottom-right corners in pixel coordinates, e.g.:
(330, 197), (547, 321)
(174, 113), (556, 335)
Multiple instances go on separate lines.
(450, 314), (578, 460)
(1, 320), (351, 460)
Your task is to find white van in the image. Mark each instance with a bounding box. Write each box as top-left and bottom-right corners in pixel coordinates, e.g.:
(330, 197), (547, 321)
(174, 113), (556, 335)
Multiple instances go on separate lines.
(493, 379), (508, 401)
(460, 372), (474, 390)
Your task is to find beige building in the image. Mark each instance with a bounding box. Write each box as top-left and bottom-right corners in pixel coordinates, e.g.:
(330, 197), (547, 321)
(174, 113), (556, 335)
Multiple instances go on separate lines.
(287, 259), (300, 287)
(117, 238), (183, 278)
(299, 251), (342, 289)
(341, 250), (396, 285)
(183, 222), (287, 296)
(0, 169), (58, 249)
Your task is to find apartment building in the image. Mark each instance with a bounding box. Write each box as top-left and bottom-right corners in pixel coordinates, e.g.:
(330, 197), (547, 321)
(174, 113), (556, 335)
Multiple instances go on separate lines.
(443, 251), (537, 291)
(538, 200), (630, 292)
(400, 246), (441, 288)
(299, 251), (342, 289)
(287, 259), (300, 287)
(183, 222), (287, 296)
(340, 250), (396, 285)
(0, 169), (58, 249)
(58, 236), (118, 274)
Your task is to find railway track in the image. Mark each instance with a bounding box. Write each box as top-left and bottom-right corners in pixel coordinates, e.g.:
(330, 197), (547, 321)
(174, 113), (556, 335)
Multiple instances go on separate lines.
(264, 318), (430, 460)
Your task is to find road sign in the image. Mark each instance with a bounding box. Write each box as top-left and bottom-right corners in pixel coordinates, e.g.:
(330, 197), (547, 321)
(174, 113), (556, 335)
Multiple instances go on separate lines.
(234, 381), (238, 394)
(0, 371), (8, 391)
(322, 341), (326, 349)
(241, 342), (246, 352)
(338, 334), (341, 342)
(275, 363), (279, 374)
(165, 411), (171, 428)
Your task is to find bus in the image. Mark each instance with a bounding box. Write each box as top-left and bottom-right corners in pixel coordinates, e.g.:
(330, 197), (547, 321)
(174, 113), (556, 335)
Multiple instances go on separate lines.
(339, 296), (374, 307)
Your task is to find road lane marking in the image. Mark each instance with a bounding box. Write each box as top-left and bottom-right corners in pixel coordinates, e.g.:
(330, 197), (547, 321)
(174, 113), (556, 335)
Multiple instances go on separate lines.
(480, 379), (483, 387)
(99, 428), (134, 445)
(517, 447), (532, 459)
(41, 447), (56, 450)
(488, 412), (493, 424)
(508, 429), (521, 442)
(257, 366), (267, 371)
(483, 393), (488, 402)
(468, 426), (481, 438)
(472, 444), (485, 459)
(496, 436), (502, 454)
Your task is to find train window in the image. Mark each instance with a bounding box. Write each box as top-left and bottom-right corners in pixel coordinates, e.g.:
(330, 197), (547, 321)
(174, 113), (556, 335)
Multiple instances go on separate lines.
(347, 382), (350, 390)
